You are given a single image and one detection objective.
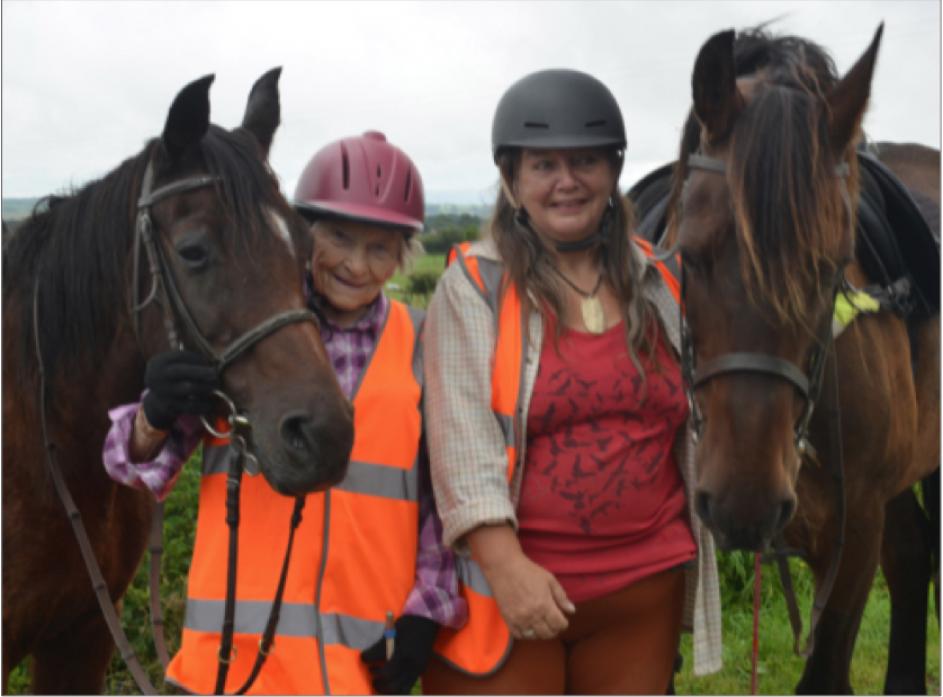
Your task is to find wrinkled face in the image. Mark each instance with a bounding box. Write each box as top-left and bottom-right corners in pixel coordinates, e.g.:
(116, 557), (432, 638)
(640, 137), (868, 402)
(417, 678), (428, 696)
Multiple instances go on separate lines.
(309, 218), (402, 325)
(147, 173), (354, 496)
(514, 148), (616, 243)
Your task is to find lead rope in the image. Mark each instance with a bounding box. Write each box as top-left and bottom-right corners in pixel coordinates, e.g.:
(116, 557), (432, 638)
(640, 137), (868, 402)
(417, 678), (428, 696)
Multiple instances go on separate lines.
(772, 318), (847, 659)
(148, 503), (171, 669)
(213, 432), (306, 696)
(32, 279), (160, 695)
(232, 496), (306, 695)
(751, 552), (762, 694)
(214, 438), (246, 694)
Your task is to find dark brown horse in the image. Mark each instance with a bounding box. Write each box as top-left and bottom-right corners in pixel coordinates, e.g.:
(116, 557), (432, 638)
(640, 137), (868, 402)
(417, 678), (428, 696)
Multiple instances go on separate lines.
(665, 27), (939, 693)
(2, 70), (354, 693)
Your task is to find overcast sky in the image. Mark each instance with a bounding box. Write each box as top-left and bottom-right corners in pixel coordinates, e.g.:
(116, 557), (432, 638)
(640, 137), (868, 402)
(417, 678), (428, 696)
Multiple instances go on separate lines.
(2, 0), (939, 204)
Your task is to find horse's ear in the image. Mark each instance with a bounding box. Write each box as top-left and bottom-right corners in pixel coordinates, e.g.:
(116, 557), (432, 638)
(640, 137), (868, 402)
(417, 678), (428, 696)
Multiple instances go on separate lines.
(242, 67), (282, 159)
(162, 74), (214, 163)
(826, 23), (883, 155)
(691, 29), (744, 144)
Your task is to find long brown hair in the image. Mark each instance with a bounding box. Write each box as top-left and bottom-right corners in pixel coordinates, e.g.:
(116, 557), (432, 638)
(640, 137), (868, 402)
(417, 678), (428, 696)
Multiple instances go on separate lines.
(490, 149), (661, 369)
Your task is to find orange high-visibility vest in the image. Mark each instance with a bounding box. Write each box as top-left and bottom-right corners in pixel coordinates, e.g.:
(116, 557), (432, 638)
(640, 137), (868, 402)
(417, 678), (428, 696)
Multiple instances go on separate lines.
(432, 238), (681, 676)
(166, 300), (424, 695)
(444, 241), (473, 268)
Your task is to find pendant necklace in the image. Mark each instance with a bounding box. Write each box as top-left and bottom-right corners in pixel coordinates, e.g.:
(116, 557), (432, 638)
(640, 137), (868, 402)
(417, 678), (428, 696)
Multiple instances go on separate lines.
(551, 266), (606, 334)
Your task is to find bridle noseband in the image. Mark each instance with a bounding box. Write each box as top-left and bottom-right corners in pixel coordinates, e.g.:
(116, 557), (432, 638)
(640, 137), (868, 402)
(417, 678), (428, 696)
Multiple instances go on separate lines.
(680, 153), (849, 457)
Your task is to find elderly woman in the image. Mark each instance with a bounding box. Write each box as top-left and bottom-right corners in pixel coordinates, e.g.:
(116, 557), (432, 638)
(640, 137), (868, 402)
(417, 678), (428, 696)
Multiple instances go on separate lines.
(422, 69), (722, 694)
(101, 131), (465, 695)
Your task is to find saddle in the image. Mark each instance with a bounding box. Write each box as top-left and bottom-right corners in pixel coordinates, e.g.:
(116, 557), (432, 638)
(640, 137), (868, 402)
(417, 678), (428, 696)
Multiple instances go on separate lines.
(628, 152), (940, 318)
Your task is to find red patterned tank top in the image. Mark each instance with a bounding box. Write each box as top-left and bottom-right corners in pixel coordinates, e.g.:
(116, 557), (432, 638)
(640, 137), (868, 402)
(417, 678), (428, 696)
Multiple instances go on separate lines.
(517, 319), (696, 603)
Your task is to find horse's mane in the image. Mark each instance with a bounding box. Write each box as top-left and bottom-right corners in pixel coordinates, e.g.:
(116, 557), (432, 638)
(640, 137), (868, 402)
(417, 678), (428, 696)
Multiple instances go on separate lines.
(3, 124), (287, 386)
(667, 27), (857, 328)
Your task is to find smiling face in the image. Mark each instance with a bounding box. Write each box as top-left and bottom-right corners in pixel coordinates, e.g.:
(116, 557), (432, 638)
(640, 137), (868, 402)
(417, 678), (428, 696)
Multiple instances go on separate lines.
(513, 148), (617, 244)
(309, 218), (403, 326)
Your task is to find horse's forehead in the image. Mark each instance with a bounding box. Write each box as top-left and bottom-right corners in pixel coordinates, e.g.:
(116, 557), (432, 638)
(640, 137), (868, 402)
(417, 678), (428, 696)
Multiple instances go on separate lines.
(266, 206), (295, 258)
(735, 74), (766, 99)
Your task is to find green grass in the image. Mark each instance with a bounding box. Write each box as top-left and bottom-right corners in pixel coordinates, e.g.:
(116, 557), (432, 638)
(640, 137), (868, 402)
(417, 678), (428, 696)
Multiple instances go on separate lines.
(387, 253), (445, 308)
(674, 555), (941, 694)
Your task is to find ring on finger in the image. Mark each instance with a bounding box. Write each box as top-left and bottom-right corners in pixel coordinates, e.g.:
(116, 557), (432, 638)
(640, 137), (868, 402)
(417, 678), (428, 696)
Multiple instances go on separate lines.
(521, 628), (536, 640)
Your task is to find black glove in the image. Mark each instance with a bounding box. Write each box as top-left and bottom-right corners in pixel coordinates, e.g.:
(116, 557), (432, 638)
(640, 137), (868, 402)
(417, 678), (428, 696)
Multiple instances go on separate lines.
(142, 350), (220, 430)
(360, 615), (440, 694)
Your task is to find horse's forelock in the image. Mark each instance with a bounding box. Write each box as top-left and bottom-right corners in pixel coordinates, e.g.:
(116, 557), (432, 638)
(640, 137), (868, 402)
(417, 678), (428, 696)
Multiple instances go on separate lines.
(728, 82), (850, 331)
(200, 125), (287, 259)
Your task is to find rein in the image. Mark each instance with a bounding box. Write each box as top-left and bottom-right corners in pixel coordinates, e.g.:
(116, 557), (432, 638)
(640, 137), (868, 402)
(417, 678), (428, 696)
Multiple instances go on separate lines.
(33, 161), (318, 695)
(681, 152), (849, 669)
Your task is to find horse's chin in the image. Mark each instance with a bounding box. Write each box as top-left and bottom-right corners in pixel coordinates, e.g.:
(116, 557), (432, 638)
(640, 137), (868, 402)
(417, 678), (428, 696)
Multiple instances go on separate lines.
(709, 525), (774, 554)
(246, 429), (352, 497)
(258, 452), (349, 497)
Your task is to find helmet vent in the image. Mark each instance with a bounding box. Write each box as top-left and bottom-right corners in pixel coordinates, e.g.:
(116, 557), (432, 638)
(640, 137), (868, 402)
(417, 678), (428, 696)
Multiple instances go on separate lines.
(403, 169), (412, 201)
(585, 120), (607, 128)
(523, 121), (549, 129)
(376, 164), (382, 178)
(340, 142), (350, 190)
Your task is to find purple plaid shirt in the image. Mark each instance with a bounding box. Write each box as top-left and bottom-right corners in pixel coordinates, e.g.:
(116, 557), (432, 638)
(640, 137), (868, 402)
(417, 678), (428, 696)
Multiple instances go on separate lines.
(102, 287), (466, 628)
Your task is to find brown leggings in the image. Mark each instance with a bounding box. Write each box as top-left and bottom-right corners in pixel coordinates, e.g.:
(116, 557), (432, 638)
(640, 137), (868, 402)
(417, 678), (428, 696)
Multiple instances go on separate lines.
(422, 567), (686, 695)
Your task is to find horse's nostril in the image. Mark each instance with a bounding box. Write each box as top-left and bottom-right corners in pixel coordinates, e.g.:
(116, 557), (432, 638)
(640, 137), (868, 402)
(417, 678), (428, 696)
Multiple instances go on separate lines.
(776, 497), (797, 532)
(695, 490), (712, 526)
(279, 411), (316, 455)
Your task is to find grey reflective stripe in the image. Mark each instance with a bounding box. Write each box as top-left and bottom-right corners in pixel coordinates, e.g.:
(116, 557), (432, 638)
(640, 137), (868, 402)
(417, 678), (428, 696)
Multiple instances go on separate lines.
(406, 304), (425, 389)
(476, 258), (505, 314)
(320, 612), (384, 651)
(350, 301), (391, 400)
(185, 598), (316, 637)
(455, 555), (494, 598)
(183, 599), (383, 650)
(455, 253), (491, 306)
(334, 460), (419, 501)
(315, 491), (332, 693)
(202, 442), (232, 476)
(462, 256), (521, 458)
(494, 412), (514, 449)
(203, 450), (419, 503)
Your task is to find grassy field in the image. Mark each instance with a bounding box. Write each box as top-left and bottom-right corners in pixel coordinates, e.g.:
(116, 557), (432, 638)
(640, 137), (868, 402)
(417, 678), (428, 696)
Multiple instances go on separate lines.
(675, 558), (940, 694)
(8, 253), (940, 694)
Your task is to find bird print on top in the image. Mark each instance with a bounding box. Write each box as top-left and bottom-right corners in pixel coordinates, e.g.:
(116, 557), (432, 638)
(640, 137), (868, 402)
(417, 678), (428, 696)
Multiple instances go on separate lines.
(518, 320), (689, 537)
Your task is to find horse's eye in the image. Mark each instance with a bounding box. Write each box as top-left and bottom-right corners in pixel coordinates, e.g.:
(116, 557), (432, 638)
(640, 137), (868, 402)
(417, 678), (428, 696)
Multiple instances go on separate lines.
(176, 242), (209, 269)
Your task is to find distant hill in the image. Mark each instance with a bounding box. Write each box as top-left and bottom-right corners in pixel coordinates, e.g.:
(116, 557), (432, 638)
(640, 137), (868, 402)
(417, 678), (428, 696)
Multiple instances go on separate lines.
(425, 202), (493, 219)
(2, 197), (41, 221)
(3, 196), (492, 222)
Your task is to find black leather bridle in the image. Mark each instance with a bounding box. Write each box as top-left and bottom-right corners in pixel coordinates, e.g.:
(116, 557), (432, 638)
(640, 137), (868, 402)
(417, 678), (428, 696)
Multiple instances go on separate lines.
(679, 151), (850, 658)
(681, 153), (848, 457)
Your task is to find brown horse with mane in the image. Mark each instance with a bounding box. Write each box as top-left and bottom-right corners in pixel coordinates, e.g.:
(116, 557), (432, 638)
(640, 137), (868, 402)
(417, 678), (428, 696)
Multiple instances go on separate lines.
(2, 70), (354, 693)
(664, 26), (939, 693)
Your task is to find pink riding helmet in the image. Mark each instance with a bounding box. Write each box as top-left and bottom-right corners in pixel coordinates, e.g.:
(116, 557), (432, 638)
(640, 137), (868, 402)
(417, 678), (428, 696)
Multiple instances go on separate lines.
(293, 131), (424, 231)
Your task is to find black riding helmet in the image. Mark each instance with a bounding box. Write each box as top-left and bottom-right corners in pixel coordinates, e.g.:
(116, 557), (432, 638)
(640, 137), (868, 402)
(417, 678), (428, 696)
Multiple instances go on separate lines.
(491, 68), (627, 161)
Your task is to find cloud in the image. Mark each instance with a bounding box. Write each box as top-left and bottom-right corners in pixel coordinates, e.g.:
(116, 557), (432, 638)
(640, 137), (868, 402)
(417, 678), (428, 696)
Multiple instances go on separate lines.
(2, 0), (938, 199)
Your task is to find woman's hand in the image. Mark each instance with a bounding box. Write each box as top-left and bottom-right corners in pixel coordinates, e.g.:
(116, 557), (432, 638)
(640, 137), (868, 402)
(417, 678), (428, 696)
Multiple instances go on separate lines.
(467, 524), (575, 640)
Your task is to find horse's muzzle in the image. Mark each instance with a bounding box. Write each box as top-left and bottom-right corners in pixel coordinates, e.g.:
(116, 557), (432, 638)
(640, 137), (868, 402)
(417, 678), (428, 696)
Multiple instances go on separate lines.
(695, 487), (796, 551)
